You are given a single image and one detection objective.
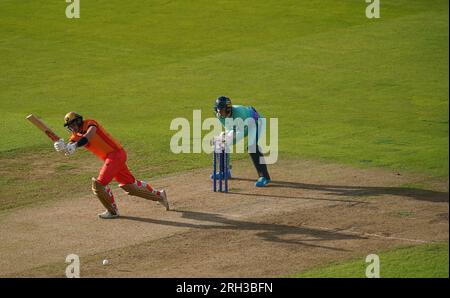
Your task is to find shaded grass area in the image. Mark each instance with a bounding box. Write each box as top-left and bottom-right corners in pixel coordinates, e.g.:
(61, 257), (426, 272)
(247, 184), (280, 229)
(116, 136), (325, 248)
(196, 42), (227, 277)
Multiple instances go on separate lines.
(293, 242), (449, 278)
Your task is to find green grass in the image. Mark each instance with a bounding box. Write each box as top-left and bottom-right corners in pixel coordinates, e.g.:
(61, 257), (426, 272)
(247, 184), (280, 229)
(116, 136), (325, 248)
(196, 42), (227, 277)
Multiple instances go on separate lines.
(293, 242), (449, 278)
(0, 0), (448, 210)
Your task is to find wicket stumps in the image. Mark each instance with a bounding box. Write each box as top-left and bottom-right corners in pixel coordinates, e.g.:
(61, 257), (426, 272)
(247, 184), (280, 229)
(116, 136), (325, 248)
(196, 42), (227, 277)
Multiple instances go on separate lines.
(213, 139), (229, 193)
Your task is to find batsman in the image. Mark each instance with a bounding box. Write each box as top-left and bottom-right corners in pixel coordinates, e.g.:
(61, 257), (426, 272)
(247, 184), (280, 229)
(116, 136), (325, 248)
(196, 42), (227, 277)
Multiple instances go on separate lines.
(54, 112), (169, 219)
(213, 96), (271, 187)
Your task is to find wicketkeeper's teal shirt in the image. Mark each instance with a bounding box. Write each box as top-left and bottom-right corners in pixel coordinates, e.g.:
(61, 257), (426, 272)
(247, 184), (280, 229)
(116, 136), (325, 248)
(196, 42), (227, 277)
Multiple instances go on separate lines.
(217, 105), (265, 147)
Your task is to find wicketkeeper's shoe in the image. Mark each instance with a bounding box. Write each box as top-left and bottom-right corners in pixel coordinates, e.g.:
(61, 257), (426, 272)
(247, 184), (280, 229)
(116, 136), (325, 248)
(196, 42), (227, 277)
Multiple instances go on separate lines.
(98, 210), (120, 219)
(255, 177), (271, 187)
(158, 190), (170, 211)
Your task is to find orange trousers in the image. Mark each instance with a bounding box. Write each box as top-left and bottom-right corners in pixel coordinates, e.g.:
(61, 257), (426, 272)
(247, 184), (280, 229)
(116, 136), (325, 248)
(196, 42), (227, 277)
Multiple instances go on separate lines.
(97, 149), (135, 186)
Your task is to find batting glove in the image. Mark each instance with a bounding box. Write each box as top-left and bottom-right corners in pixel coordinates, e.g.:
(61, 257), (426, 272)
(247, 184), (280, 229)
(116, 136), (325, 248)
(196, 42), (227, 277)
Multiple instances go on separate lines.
(64, 142), (77, 156)
(54, 139), (66, 152)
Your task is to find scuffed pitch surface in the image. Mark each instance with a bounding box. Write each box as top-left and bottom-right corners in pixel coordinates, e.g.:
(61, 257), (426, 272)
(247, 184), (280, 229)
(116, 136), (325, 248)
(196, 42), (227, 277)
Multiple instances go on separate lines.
(0, 159), (448, 277)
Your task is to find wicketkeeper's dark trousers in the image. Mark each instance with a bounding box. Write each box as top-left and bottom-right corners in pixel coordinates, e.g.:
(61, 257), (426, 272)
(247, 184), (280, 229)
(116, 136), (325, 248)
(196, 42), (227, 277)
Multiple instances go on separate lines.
(249, 146), (271, 180)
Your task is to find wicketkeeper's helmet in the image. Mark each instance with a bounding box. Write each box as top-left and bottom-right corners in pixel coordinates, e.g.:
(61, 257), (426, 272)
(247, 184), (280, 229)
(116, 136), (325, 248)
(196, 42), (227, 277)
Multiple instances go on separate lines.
(214, 96), (232, 118)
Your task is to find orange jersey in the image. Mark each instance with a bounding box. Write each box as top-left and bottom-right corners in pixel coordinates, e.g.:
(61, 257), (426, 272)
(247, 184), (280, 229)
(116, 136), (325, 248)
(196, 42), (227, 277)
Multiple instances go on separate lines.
(69, 119), (123, 160)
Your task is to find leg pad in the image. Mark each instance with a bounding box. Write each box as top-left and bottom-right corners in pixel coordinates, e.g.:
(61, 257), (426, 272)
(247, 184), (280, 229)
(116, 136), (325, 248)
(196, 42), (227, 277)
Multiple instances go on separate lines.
(92, 178), (117, 214)
(120, 181), (159, 201)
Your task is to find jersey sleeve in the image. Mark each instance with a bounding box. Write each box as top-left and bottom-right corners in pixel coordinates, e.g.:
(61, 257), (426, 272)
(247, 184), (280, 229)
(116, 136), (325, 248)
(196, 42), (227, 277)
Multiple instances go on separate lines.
(85, 119), (98, 128)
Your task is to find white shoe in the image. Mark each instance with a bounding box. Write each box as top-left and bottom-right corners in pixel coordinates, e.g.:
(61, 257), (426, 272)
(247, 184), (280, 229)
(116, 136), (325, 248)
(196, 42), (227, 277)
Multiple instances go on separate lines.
(158, 190), (170, 211)
(98, 210), (120, 219)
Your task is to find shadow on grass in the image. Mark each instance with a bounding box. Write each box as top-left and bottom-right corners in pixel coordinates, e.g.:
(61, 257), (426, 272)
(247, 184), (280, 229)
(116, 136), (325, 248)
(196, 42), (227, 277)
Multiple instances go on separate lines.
(120, 210), (365, 251)
(231, 178), (449, 203)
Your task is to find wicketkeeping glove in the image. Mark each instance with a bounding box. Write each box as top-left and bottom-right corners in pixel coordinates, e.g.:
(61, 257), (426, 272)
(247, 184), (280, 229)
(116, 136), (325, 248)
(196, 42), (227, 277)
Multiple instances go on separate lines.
(224, 130), (234, 147)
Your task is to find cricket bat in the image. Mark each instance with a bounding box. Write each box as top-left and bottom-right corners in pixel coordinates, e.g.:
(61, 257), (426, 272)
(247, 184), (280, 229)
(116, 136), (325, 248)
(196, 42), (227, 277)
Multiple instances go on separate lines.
(26, 114), (61, 142)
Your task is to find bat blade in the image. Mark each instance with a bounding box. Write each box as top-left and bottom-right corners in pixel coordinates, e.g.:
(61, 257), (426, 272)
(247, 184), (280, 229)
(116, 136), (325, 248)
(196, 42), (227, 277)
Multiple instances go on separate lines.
(26, 114), (61, 142)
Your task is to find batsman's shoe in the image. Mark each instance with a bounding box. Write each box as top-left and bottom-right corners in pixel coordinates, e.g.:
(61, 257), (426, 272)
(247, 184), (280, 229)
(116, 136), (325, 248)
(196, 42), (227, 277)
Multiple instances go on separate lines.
(98, 210), (120, 219)
(158, 190), (170, 211)
(255, 177), (271, 187)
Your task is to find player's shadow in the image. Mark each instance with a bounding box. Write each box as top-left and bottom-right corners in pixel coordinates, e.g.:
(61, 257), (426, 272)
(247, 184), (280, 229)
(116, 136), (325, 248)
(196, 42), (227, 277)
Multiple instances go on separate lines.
(226, 191), (367, 205)
(231, 178), (449, 203)
(120, 210), (365, 251)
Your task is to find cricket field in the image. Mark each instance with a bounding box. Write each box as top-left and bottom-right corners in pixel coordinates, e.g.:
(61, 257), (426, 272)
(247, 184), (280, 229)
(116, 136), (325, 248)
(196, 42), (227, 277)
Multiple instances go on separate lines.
(0, 0), (448, 277)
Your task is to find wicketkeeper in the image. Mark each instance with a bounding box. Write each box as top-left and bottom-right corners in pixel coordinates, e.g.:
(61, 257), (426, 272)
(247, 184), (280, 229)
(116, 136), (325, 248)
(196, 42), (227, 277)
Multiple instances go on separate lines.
(213, 96), (271, 187)
(54, 112), (169, 219)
